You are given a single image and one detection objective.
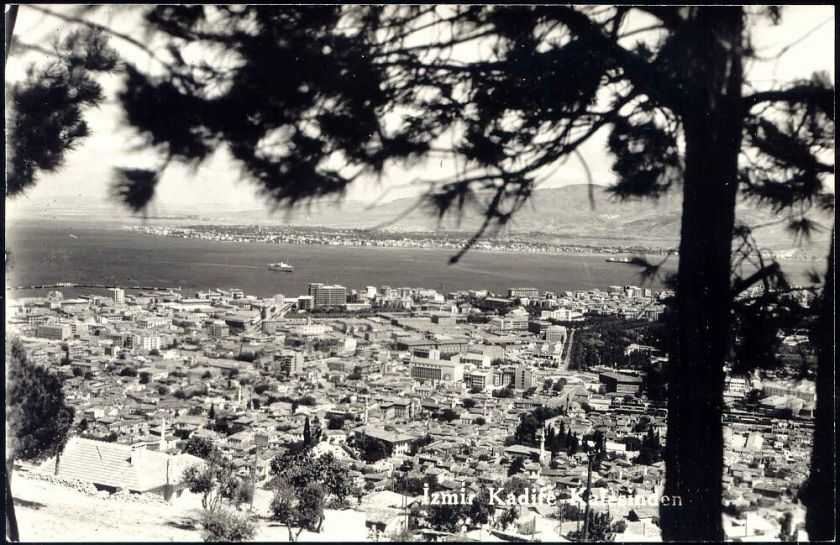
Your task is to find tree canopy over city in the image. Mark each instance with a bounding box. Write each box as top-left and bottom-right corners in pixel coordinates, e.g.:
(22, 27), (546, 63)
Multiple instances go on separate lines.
(5, 5), (835, 541)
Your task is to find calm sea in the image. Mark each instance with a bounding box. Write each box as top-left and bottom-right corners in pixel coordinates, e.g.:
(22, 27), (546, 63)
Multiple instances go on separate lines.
(4, 219), (823, 299)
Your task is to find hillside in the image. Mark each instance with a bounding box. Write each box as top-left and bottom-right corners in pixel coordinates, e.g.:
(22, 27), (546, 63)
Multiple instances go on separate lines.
(249, 185), (832, 251)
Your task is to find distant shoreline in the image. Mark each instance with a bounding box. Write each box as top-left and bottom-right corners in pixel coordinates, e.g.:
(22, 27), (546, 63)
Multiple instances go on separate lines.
(6, 215), (829, 264)
(128, 225), (828, 264)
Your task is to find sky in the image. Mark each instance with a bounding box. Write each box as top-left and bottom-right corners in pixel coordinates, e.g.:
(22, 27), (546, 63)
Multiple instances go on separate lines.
(4, 5), (836, 218)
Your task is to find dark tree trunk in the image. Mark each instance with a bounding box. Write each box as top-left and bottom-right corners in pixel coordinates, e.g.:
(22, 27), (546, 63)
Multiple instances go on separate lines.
(5, 4), (18, 63)
(661, 8), (744, 541)
(804, 229), (835, 540)
(6, 459), (20, 542)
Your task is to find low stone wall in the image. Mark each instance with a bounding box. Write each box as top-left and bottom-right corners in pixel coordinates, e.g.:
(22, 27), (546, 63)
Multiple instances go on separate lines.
(19, 470), (98, 495)
(19, 470), (167, 504)
(111, 488), (168, 505)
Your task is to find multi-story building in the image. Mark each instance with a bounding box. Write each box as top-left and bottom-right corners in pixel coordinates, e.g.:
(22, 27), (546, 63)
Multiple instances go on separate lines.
(110, 287), (125, 304)
(762, 380), (816, 402)
(291, 323), (330, 336)
(132, 335), (162, 351)
(514, 365), (534, 390)
(501, 368), (516, 387)
(599, 371), (643, 395)
(36, 323), (72, 341)
(311, 284), (347, 308)
(465, 369), (495, 391)
(65, 341), (86, 360)
(545, 325), (567, 344)
(396, 338), (471, 355)
(724, 375), (748, 396)
(491, 314), (529, 332)
(508, 287), (540, 299)
(274, 351), (304, 376)
(208, 320), (230, 338)
(359, 427), (414, 457)
(460, 350), (491, 368)
(137, 315), (169, 329)
(528, 320), (551, 336)
(541, 308), (584, 321)
(624, 285), (642, 299)
(480, 297), (513, 312)
(409, 352), (465, 383)
(430, 313), (456, 327)
(380, 400), (414, 420)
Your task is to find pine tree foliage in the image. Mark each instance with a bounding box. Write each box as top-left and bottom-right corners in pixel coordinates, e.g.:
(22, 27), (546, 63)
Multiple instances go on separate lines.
(6, 27), (118, 195)
(6, 339), (75, 463)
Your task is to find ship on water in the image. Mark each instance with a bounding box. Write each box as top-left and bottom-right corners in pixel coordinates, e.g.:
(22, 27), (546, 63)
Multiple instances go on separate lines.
(268, 262), (294, 272)
(605, 257), (633, 263)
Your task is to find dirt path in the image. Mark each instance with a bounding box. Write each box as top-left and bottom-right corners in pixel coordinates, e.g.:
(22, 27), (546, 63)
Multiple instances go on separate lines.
(12, 475), (203, 542)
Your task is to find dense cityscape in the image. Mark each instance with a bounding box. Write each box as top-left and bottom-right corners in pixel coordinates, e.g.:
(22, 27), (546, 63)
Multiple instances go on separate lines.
(7, 277), (817, 541)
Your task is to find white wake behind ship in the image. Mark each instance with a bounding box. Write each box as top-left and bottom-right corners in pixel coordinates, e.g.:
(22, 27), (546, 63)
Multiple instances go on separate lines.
(268, 261), (294, 272)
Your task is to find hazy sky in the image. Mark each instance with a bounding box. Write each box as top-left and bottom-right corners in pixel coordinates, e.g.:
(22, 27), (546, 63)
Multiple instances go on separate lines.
(5, 5), (835, 218)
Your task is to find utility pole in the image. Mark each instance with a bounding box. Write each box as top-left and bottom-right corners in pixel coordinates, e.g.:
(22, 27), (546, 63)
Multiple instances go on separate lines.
(582, 452), (593, 542)
(250, 442), (259, 510)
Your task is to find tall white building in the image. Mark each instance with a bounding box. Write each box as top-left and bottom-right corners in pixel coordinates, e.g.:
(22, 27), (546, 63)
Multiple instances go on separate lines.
(132, 335), (161, 351)
(110, 287), (125, 304)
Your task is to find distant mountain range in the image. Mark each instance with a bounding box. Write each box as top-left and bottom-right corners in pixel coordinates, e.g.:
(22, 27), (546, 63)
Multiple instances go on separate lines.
(9, 184), (831, 252)
(236, 184), (830, 251)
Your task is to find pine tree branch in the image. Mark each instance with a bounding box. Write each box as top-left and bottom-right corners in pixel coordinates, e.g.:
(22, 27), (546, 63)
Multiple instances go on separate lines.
(25, 5), (170, 69)
(743, 85), (834, 111)
(546, 7), (679, 109)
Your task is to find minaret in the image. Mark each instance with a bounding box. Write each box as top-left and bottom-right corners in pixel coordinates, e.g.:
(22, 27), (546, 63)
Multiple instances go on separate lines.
(538, 427), (546, 464)
(237, 383), (242, 409)
(159, 416), (167, 452)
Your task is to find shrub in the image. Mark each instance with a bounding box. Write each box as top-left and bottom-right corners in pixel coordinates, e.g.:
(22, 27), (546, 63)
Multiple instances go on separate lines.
(200, 507), (256, 542)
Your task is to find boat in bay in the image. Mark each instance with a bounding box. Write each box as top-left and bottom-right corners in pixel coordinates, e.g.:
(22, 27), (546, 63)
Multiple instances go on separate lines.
(268, 262), (294, 272)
